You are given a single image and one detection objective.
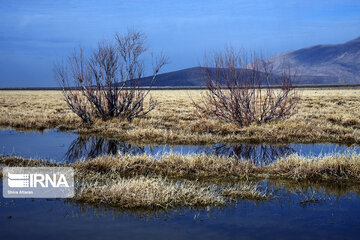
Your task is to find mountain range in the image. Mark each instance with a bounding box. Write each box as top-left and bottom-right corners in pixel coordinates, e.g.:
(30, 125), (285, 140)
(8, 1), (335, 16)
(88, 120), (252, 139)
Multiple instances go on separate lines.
(116, 37), (360, 86)
(268, 37), (360, 84)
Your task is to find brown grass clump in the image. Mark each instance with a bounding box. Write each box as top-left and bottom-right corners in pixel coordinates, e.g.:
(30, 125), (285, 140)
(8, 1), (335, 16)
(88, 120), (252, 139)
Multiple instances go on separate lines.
(72, 153), (360, 182)
(71, 154), (254, 179)
(3, 153), (360, 183)
(1, 89), (360, 144)
(269, 154), (360, 181)
(75, 175), (225, 208)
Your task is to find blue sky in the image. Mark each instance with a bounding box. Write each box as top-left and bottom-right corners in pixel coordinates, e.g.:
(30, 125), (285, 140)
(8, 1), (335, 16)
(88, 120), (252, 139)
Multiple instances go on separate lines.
(0, 0), (359, 87)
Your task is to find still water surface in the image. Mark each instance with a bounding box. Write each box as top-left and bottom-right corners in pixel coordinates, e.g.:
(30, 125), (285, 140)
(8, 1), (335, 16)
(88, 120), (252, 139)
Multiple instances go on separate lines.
(1, 128), (360, 239)
(1, 180), (360, 240)
(1, 128), (359, 164)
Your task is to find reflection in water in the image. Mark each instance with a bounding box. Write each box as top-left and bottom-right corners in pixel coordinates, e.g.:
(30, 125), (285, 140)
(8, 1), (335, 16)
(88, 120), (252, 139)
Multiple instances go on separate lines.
(202, 144), (295, 165)
(45, 178), (359, 220)
(1, 128), (359, 164)
(64, 136), (146, 163)
(1, 179), (360, 240)
(64, 136), (295, 165)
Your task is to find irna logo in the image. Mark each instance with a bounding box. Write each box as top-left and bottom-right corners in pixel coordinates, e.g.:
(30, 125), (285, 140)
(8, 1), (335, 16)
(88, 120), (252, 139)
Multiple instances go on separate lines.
(7, 173), (69, 188)
(3, 167), (74, 198)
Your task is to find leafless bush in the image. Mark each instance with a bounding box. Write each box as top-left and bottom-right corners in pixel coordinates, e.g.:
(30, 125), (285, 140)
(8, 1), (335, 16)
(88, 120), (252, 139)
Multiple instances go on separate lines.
(193, 47), (301, 127)
(54, 30), (167, 125)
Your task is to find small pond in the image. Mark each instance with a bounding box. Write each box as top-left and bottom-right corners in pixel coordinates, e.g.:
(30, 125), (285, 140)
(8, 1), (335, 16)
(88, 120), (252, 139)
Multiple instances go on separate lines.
(1, 128), (360, 239)
(0, 128), (359, 164)
(1, 180), (360, 240)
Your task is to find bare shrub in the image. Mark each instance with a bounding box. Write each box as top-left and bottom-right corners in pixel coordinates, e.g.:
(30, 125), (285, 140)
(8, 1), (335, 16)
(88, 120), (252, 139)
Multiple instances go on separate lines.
(54, 30), (167, 125)
(193, 47), (301, 127)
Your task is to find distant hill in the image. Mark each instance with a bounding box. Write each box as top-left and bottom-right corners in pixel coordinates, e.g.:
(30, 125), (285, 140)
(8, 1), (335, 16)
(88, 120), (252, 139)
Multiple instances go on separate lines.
(118, 67), (343, 87)
(267, 37), (360, 84)
(113, 66), (345, 87)
(128, 67), (206, 87)
(114, 37), (360, 87)
(115, 67), (284, 87)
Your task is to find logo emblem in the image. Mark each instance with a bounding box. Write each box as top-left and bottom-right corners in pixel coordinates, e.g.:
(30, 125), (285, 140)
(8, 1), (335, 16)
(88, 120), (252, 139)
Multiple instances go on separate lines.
(7, 173), (30, 188)
(3, 167), (74, 198)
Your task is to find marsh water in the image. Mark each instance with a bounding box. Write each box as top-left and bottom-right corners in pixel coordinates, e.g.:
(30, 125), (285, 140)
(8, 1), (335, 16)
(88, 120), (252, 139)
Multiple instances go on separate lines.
(1, 128), (360, 239)
(1, 128), (359, 164)
(1, 180), (360, 240)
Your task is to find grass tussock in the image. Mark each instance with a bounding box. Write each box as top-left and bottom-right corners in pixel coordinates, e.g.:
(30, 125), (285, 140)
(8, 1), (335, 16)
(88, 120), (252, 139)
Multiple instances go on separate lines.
(270, 154), (360, 181)
(71, 153), (360, 182)
(71, 154), (254, 179)
(75, 176), (225, 208)
(1, 89), (360, 144)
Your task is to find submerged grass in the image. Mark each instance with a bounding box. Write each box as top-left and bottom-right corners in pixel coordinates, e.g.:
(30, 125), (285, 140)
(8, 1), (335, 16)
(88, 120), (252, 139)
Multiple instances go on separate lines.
(268, 178), (360, 197)
(1, 89), (360, 144)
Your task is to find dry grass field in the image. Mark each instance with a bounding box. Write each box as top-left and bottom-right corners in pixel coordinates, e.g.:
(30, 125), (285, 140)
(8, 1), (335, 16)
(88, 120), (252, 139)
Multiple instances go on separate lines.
(1, 89), (359, 144)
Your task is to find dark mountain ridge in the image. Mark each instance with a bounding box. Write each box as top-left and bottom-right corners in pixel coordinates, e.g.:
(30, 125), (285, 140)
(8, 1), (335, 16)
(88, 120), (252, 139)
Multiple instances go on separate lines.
(114, 37), (360, 86)
(114, 67), (340, 87)
(115, 67), (290, 87)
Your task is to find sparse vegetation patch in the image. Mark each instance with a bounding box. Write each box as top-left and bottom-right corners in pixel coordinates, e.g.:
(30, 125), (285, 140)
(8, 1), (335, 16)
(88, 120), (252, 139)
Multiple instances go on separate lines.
(55, 30), (167, 125)
(194, 48), (301, 127)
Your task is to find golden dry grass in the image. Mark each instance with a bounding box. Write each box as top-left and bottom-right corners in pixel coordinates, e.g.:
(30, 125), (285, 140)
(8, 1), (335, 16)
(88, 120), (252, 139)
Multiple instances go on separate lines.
(1, 152), (360, 209)
(0, 155), (268, 208)
(0, 91), (80, 130)
(70, 153), (360, 182)
(75, 175), (225, 208)
(3, 153), (359, 182)
(74, 170), (267, 208)
(0, 89), (360, 144)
